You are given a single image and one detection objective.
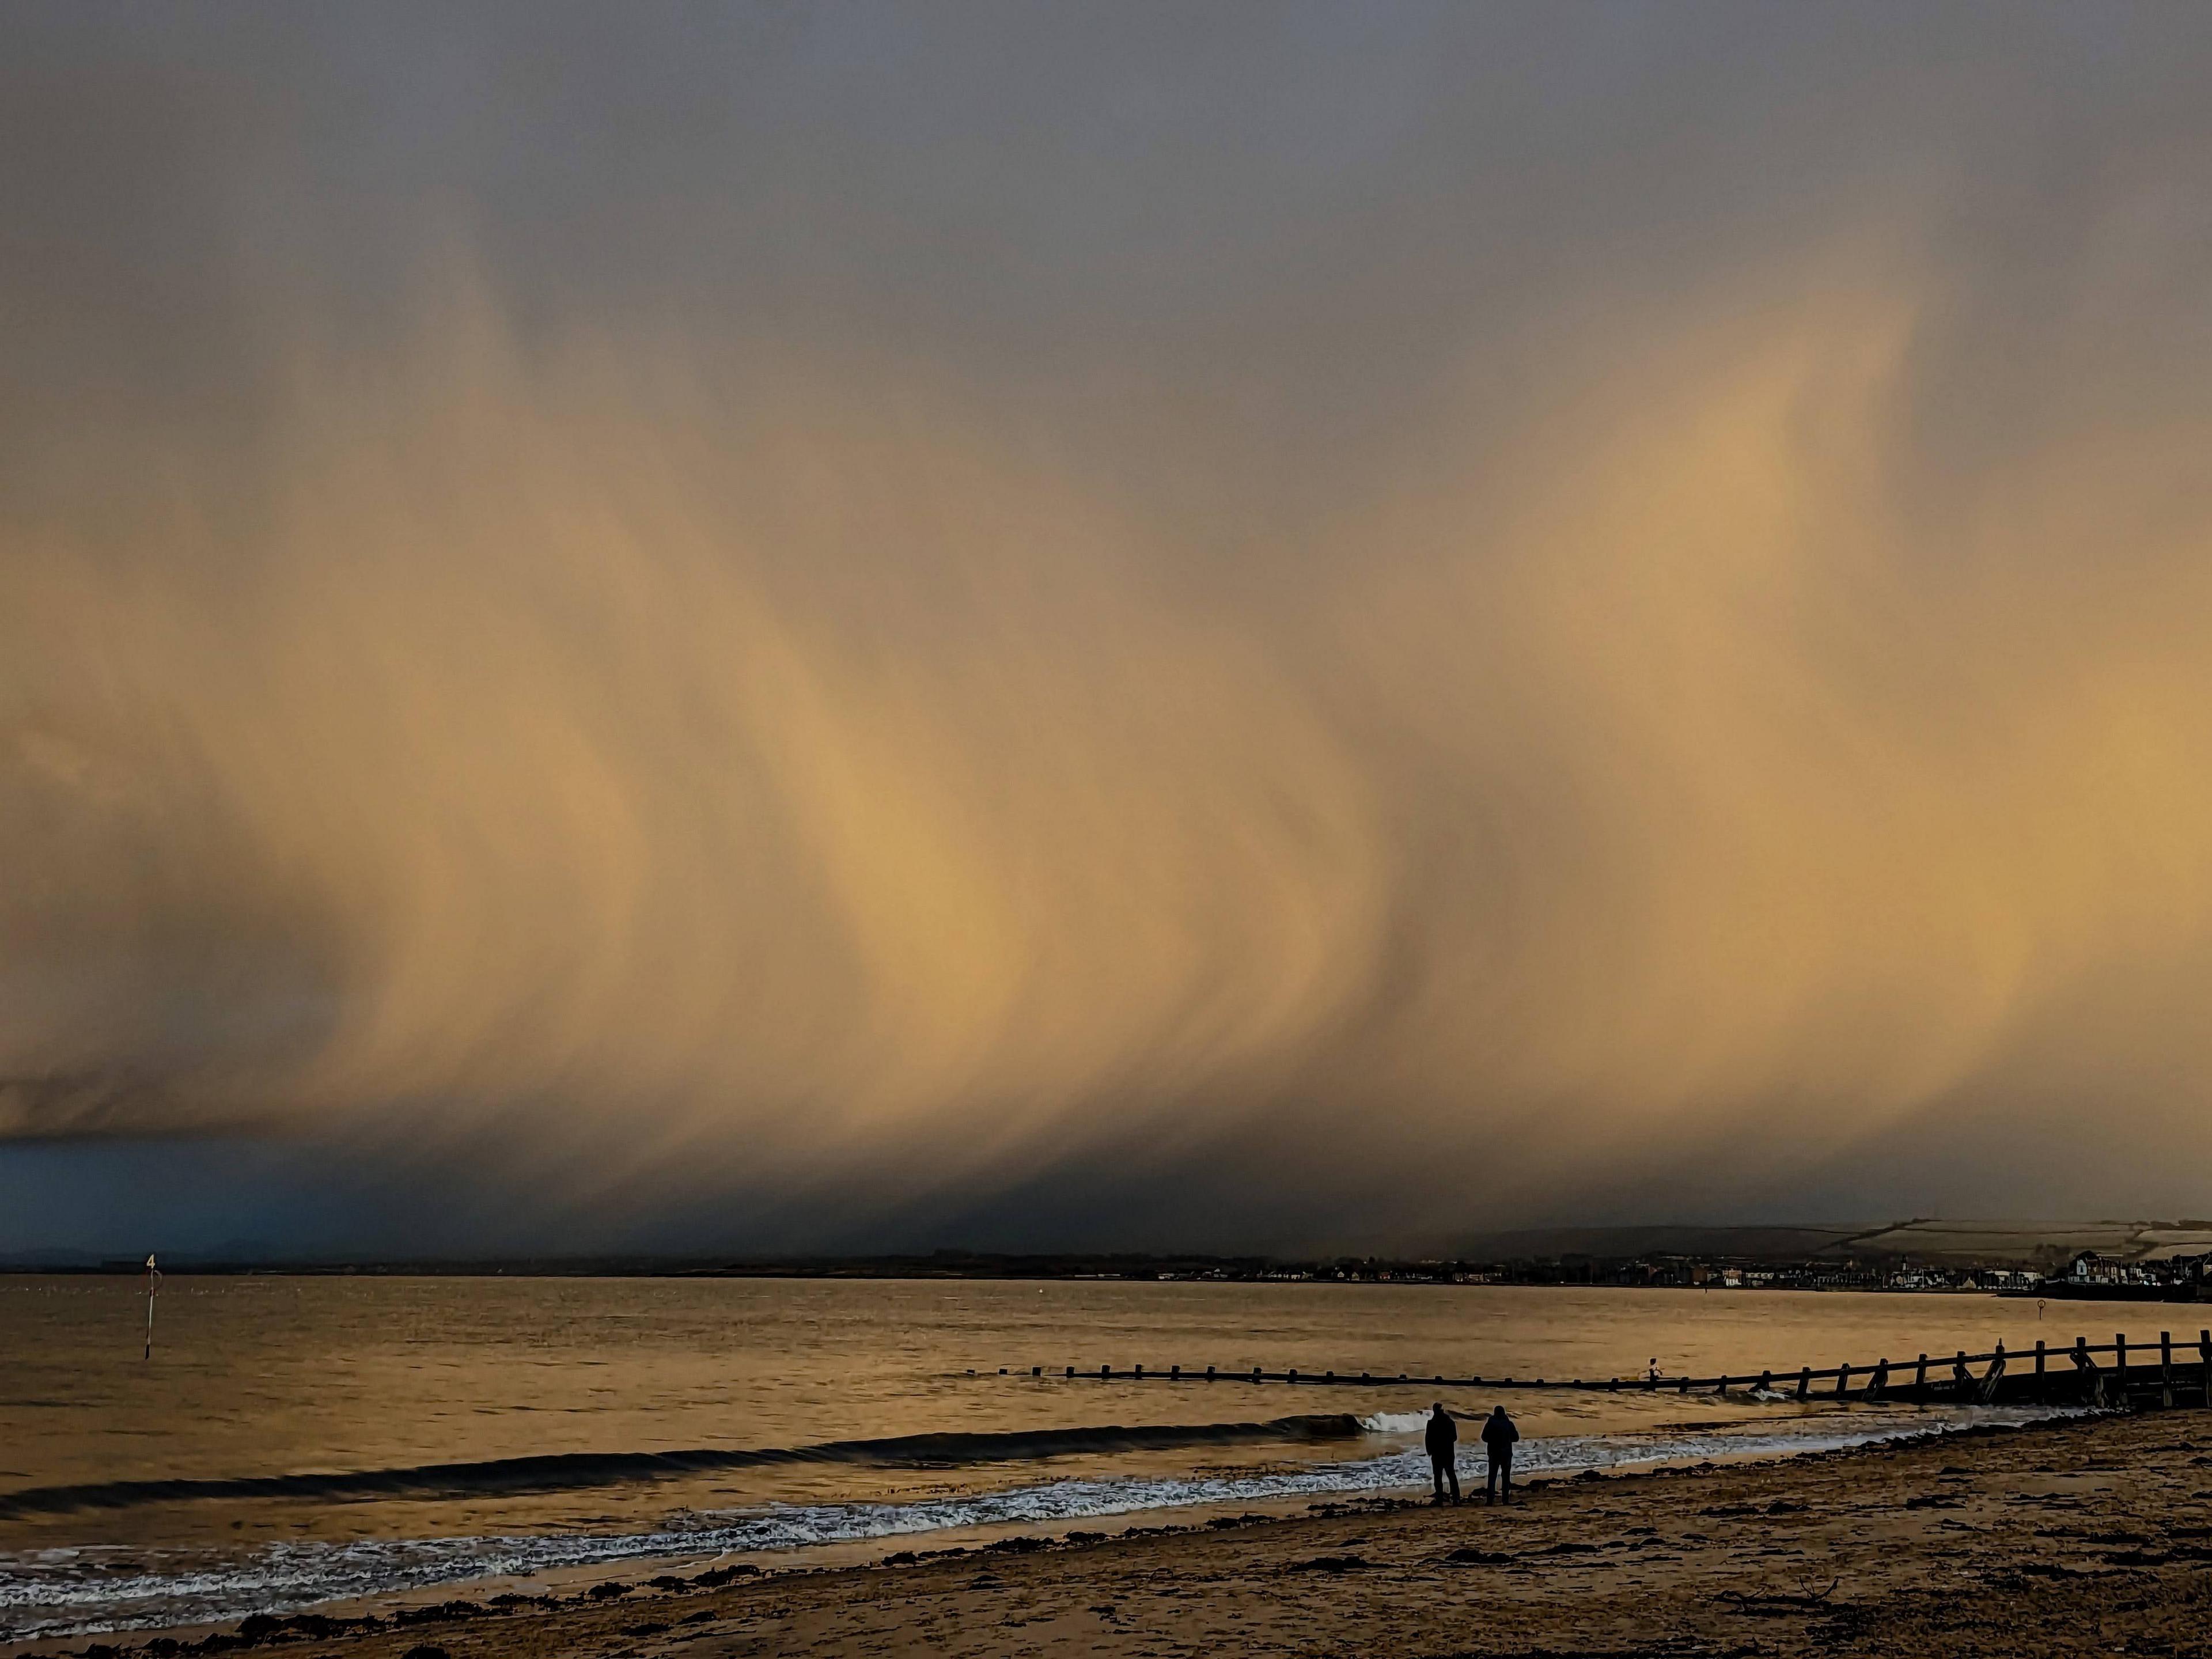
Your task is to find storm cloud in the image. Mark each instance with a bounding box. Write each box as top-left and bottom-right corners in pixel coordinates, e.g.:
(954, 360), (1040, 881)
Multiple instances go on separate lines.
(5, 3), (2212, 1252)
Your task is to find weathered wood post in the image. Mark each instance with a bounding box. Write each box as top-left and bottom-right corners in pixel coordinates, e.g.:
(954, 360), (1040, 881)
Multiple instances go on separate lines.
(2160, 1332), (2172, 1408)
(1135, 1363), (1145, 1380)
(1914, 1353), (1929, 1404)
(1287, 1368), (1299, 1384)
(1678, 1373), (1691, 1394)
(1170, 1365), (1180, 1380)
(1755, 1370), (1772, 1395)
(1101, 1364), (1112, 1378)
(1796, 1366), (1810, 1401)
(2200, 1331), (2211, 1408)
(2116, 1332), (2128, 1403)
(2034, 1340), (2046, 1403)
(2072, 1338), (2104, 1407)
(1952, 1350), (1971, 1399)
(1067, 1366), (1076, 1377)
(1251, 1366), (1262, 1381)
(1978, 1343), (2007, 1405)
(1869, 1359), (1889, 1402)
(1835, 1362), (1851, 1398)
(1206, 1365), (1216, 1380)
(1715, 1374), (1729, 1396)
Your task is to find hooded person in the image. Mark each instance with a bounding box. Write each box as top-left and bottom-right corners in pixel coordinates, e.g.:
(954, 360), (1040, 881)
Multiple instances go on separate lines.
(1481, 1405), (1519, 1502)
(1424, 1402), (1460, 1502)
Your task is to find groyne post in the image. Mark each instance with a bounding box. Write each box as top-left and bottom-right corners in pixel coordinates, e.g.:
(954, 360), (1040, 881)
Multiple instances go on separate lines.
(1835, 1363), (1851, 1398)
(2200, 1331), (2211, 1408)
(1914, 1354), (1929, 1404)
(1869, 1359), (1889, 1402)
(2035, 1340), (2046, 1403)
(1978, 1343), (2007, 1405)
(1795, 1366), (1810, 1400)
(1755, 1370), (1772, 1395)
(2117, 1332), (2128, 1398)
(2072, 1338), (2104, 1408)
(1952, 1350), (1971, 1399)
(2160, 1332), (2172, 1408)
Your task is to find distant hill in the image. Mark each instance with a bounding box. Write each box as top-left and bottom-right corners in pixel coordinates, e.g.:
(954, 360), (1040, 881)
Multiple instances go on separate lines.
(1449, 1219), (2212, 1268)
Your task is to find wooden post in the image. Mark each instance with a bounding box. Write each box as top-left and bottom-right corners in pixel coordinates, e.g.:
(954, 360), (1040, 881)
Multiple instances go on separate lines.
(1251, 1366), (1262, 1381)
(2072, 1338), (2104, 1408)
(1914, 1353), (1929, 1403)
(1835, 1362), (1851, 1398)
(1869, 1359), (1889, 1402)
(1755, 1370), (1772, 1395)
(1135, 1364), (1145, 1380)
(1170, 1365), (1180, 1380)
(1101, 1364), (1111, 1379)
(1716, 1374), (1729, 1396)
(1066, 1366), (1075, 1378)
(2116, 1332), (2128, 1402)
(1978, 1343), (2007, 1406)
(2160, 1332), (2173, 1409)
(2200, 1331), (2211, 1408)
(1288, 1368), (1299, 1384)
(1952, 1350), (1971, 1399)
(1678, 1373), (1690, 1393)
(2034, 1340), (2046, 1404)
(1795, 1366), (1810, 1401)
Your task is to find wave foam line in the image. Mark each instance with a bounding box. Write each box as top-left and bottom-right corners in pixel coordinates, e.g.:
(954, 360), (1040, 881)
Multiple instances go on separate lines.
(0, 1416), (1365, 1520)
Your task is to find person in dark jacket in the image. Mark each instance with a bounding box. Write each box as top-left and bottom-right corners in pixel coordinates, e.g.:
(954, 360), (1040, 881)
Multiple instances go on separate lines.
(1424, 1402), (1460, 1502)
(1480, 1405), (1519, 1502)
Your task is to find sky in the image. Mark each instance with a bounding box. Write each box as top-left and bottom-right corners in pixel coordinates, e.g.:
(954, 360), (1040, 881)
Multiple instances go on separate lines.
(5, 3), (2212, 1258)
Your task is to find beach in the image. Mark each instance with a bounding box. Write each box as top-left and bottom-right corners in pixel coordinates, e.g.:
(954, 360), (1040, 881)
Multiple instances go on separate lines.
(9, 1408), (2206, 1659)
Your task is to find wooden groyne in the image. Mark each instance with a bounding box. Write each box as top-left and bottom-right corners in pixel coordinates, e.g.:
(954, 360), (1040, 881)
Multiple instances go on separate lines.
(995, 1330), (2212, 1410)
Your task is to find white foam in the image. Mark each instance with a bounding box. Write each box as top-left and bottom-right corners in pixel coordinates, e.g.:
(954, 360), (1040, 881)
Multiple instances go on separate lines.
(1355, 1411), (1431, 1434)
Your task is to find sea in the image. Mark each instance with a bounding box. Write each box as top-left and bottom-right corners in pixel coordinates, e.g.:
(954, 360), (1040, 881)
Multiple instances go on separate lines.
(0, 1275), (2093, 1641)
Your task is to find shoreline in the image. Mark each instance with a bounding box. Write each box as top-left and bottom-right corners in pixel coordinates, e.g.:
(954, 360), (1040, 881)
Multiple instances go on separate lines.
(0, 1405), (2054, 1641)
(10, 1408), (2209, 1658)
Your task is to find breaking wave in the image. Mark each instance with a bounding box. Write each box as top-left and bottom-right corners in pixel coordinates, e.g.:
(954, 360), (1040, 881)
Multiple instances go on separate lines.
(0, 1416), (1366, 1520)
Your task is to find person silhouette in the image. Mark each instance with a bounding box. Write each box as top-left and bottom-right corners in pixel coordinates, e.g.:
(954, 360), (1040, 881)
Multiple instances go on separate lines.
(1480, 1404), (1519, 1503)
(1425, 1402), (1460, 1502)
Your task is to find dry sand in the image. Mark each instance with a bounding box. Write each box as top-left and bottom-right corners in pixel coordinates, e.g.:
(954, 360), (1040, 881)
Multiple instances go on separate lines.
(21, 1411), (2212, 1658)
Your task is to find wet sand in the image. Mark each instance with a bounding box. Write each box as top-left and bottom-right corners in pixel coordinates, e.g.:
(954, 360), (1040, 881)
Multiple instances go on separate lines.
(16, 1410), (2212, 1658)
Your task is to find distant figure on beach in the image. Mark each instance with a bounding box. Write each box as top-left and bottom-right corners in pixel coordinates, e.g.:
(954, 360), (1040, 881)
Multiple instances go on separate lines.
(1425, 1402), (1460, 1503)
(1481, 1405), (1518, 1503)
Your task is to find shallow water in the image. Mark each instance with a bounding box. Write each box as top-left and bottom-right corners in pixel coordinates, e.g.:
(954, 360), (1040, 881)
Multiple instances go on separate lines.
(0, 1275), (2099, 1637)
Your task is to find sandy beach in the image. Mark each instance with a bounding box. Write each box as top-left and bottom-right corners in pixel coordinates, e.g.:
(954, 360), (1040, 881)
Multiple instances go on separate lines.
(14, 1409), (2209, 1659)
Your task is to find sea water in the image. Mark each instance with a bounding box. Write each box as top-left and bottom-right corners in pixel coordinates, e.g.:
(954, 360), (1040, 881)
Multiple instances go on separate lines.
(0, 1275), (2093, 1638)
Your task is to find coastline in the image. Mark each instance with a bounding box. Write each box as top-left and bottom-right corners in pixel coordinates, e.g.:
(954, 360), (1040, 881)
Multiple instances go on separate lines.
(10, 1410), (2210, 1658)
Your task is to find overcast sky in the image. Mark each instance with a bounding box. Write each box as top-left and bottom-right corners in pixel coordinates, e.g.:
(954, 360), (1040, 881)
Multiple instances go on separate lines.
(6, 4), (2212, 1257)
